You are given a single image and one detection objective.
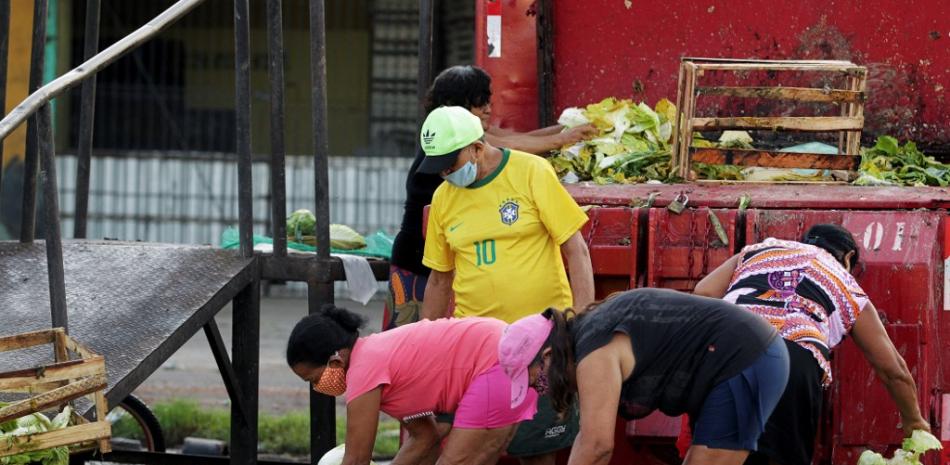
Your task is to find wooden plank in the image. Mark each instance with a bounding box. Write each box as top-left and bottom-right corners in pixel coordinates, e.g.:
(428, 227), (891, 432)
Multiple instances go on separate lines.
(53, 330), (68, 364)
(63, 337), (96, 359)
(680, 63), (699, 177)
(0, 374), (107, 424)
(696, 86), (863, 103)
(94, 390), (112, 453)
(694, 179), (847, 186)
(0, 421), (111, 457)
(691, 148), (861, 170)
(0, 357), (105, 390)
(671, 61), (687, 176)
(691, 116), (864, 132)
(694, 62), (865, 73)
(0, 329), (58, 352)
(683, 56), (854, 65)
(850, 75), (868, 155)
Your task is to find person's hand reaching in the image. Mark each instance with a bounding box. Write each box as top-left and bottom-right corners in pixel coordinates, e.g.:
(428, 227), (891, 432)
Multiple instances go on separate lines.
(559, 124), (599, 145)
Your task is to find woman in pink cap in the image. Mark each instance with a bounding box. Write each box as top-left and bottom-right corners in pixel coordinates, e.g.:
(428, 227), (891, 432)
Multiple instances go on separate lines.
(499, 288), (790, 465)
(287, 305), (538, 465)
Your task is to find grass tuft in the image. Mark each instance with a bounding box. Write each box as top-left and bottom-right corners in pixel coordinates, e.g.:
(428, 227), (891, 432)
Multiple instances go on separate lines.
(112, 399), (400, 458)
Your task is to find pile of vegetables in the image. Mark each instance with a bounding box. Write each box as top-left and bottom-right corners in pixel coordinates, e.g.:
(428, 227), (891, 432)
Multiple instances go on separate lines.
(549, 98), (948, 187)
(857, 429), (943, 465)
(551, 97), (678, 184)
(286, 209), (367, 250)
(0, 404), (73, 465)
(855, 136), (950, 187)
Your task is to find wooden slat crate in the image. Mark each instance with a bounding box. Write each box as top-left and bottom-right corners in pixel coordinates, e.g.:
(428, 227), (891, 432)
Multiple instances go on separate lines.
(671, 57), (868, 180)
(0, 328), (112, 458)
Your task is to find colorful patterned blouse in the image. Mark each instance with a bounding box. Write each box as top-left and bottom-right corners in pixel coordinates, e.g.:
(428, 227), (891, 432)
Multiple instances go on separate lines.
(723, 238), (869, 386)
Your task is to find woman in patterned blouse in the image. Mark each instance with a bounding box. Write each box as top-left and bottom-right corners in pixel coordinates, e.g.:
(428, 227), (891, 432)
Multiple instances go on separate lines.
(694, 224), (929, 465)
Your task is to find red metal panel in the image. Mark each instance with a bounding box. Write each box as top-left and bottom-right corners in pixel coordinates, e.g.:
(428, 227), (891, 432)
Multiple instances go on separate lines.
(747, 210), (944, 324)
(647, 208), (737, 291)
(746, 209), (942, 461)
(942, 217), (950, 392)
(839, 212), (942, 325)
(833, 325), (926, 449)
(566, 183), (950, 211)
(942, 393), (950, 459)
(474, 0), (539, 132)
(745, 209), (845, 243)
(625, 411), (681, 439)
(547, 1), (950, 149)
(581, 207), (640, 297)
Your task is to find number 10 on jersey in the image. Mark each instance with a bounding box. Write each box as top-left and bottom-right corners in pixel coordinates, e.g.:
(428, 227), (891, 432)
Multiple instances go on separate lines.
(474, 239), (496, 266)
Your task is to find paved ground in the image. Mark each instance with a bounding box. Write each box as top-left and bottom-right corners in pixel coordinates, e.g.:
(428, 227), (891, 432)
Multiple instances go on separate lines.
(131, 295), (386, 414)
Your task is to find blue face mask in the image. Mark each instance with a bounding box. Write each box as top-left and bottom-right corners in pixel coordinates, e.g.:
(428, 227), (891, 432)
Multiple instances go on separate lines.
(443, 161), (478, 187)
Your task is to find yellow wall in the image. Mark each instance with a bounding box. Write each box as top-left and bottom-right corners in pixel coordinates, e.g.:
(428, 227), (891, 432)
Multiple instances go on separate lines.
(2, 0), (372, 161)
(168, 24), (370, 155)
(2, 0), (35, 169)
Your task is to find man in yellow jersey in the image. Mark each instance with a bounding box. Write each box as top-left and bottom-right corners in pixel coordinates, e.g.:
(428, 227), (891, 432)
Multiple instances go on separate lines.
(418, 106), (594, 465)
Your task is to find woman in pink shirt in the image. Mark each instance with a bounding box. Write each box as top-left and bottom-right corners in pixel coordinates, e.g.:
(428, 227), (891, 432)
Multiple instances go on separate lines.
(287, 305), (538, 465)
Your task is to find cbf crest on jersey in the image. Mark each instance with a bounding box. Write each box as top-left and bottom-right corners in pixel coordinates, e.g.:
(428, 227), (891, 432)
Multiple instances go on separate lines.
(499, 198), (520, 225)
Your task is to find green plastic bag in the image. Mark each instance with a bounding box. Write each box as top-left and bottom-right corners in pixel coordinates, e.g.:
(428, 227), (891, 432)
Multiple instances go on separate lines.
(220, 227), (394, 260)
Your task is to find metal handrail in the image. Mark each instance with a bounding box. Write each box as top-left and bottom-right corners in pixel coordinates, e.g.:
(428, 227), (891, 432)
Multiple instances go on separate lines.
(0, 0), (204, 141)
(0, 1), (340, 461)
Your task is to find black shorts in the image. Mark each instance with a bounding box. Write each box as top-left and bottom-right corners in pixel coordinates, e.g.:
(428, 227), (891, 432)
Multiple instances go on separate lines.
(505, 395), (579, 457)
(435, 394), (578, 458)
(744, 339), (825, 465)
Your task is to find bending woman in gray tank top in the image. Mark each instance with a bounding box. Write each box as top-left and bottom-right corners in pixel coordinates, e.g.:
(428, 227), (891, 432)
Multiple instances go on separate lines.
(498, 288), (790, 465)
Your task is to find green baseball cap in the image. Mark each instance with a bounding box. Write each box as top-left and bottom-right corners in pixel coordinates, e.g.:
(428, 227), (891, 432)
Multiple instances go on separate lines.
(418, 106), (485, 174)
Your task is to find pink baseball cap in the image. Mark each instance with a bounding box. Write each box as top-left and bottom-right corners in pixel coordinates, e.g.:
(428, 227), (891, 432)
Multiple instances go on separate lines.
(499, 314), (554, 408)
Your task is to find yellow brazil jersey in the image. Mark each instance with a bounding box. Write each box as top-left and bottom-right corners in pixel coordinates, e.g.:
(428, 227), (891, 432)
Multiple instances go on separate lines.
(422, 149), (588, 323)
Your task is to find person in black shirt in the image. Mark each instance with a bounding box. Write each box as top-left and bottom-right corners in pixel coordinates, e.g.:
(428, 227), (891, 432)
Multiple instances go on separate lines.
(386, 65), (596, 329)
(498, 289), (791, 465)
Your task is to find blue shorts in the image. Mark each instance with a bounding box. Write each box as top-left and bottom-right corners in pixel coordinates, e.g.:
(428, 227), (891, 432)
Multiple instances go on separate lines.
(692, 337), (790, 451)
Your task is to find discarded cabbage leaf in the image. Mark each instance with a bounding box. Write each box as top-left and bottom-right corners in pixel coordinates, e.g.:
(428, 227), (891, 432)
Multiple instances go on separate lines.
(0, 405), (72, 465)
(901, 429), (942, 455)
(50, 407), (72, 430)
(856, 450), (886, 465)
(886, 449), (917, 465)
(550, 97), (678, 183)
(693, 163), (744, 181)
(858, 136), (950, 187)
(329, 224), (367, 250)
(557, 107), (589, 128)
(855, 429), (943, 465)
(287, 209), (317, 238)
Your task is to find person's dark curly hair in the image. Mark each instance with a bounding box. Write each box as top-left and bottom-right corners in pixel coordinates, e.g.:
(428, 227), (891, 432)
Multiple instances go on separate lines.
(286, 305), (365, 367)
(423, 65), (492, 114)
(802, 224), (860, 271)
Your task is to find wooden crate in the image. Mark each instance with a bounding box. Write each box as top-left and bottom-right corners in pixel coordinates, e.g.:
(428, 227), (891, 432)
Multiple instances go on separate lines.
(671, 57), (868, 179)
(0, 328), (112, 457)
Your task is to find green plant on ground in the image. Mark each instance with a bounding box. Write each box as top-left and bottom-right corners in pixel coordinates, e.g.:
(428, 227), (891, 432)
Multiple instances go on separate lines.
(112, 399), (400, 458)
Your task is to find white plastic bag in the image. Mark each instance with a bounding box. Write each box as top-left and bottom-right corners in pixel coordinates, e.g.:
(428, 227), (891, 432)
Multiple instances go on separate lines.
(318, 444), (378, 465)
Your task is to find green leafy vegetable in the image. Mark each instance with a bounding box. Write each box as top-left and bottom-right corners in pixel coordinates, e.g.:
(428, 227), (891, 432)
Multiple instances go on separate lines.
(856, 429), (942, 465)
(857, 136), (950, 187)
(901, 429), (942, 456)
(693, 163), (744, 180)
(553, 102), (945, 187)
(0, 405), (73, 465)
(551, 97), (678, 184)
(329, 224), (367, 250)
(286, 210), (366, 250)
(857, 450), (886, 465)
(287, 209), (317, 239)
